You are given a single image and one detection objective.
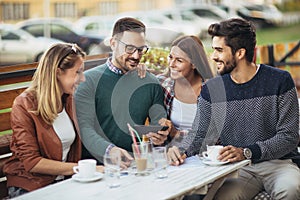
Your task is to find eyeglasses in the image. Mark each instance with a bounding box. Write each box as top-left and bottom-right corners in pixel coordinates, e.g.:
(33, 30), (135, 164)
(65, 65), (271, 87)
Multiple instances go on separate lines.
(117, 39), (148, 55)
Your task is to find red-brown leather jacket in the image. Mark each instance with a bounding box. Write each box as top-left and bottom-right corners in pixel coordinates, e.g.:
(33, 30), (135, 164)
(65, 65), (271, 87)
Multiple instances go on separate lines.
(3, 91), (81, 191)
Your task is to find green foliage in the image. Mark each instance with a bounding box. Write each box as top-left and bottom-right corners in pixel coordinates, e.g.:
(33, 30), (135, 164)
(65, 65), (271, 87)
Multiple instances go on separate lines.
(141, 47), (169, 75)
(256, 22), (300, 45)
(0, 130), (12, 136)
(276, 0), (300, 12)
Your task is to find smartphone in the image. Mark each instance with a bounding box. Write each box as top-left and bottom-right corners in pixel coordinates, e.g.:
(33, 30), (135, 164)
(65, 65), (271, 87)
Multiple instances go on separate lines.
(133, 125), (169, 136)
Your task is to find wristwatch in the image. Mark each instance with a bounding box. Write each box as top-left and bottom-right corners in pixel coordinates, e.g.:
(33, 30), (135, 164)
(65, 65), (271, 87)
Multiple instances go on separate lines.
(243, 148), (252, 160)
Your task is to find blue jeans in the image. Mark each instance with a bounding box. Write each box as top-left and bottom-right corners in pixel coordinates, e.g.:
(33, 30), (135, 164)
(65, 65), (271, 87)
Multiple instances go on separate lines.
(8, 186), (28, 198)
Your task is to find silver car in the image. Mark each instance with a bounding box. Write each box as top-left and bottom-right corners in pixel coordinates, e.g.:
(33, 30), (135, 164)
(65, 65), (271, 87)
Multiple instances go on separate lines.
(0, 24), (61, 66)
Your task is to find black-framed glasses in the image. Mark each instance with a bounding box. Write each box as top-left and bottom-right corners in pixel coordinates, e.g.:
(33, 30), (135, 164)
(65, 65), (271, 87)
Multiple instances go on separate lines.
(117, 39), (148, 55)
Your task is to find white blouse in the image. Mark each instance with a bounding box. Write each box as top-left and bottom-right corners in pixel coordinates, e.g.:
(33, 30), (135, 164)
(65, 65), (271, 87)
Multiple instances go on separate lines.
(53, 108), (75, 162)
(170, 97), (197, 130)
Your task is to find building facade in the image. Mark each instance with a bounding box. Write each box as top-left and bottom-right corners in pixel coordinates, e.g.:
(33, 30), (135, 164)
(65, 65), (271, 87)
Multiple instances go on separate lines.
(0, 0), (173, 23)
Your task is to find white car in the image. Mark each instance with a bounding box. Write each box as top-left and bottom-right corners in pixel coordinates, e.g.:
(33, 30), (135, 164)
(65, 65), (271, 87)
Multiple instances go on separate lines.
(115, 11), (184, 47)
(159, 8), (218, 39)
(181, 4), (229, 21)
(0, 24), (61, 66)
(16, 18), (105, 54)
(76, 12), (183, 52)
(236, 4), (283, 28)
(74, 15), (117, 39)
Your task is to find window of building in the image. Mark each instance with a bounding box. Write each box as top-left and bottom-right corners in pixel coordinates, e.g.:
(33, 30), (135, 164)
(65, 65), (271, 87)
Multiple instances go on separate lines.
(175, 0), (216, 5)
(138, 0), (156, 10)
(99, 1), (119, 15)
(54, 3), (77, 18)
(1, 3), (29, 21)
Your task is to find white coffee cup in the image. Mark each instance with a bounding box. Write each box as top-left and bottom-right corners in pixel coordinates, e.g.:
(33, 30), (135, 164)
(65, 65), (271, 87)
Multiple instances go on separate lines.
(73, 159), (96, 178)
(202, 145), (223, 162)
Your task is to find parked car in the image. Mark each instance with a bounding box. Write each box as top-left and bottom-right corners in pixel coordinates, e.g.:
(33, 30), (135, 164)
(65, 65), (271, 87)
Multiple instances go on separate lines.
(115, 11), (184, 47)
(236, 4), (283, 28)
(16, 18), (105, 54)
(159, 8), (218, 39)
(0, 24), (61, 66)
(181, 4), (229, 21)
(74, 15), (116, 38)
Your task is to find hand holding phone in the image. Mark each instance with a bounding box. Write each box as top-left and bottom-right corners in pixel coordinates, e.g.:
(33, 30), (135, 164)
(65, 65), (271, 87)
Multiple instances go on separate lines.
(133, 125), (169, 136)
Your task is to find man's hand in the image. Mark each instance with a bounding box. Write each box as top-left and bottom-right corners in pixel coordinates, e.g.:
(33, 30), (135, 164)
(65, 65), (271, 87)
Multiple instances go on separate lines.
(110, 146), (133, 169)
(218, 145), (244, 162)
(137, 63), (147, 78)
(167, 146), (186, 166)
(96, 165), (105, 173)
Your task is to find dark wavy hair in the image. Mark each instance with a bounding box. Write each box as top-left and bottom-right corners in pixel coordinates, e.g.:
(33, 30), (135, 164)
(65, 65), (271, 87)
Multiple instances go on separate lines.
(208, 18), (256, 63)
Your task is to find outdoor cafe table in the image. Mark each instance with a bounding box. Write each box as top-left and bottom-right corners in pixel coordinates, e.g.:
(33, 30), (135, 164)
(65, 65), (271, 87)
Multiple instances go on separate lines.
(14, 156), (250, 200)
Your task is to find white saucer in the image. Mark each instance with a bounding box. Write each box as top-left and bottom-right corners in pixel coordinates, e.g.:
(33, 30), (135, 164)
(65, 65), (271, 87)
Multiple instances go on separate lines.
(72, 172), (104, 182)
(202, 159), (229, 166)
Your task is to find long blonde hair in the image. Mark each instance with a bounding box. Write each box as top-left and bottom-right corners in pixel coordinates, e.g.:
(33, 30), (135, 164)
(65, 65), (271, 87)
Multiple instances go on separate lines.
(27, 43), (85, 125)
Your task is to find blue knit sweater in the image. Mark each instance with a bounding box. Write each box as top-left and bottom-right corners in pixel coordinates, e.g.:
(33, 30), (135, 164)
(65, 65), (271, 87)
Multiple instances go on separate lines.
(181, 64), (299, 163)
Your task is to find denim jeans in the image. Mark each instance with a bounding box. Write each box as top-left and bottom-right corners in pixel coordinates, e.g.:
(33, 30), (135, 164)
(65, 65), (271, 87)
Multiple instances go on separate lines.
(8, 186), (28, 198)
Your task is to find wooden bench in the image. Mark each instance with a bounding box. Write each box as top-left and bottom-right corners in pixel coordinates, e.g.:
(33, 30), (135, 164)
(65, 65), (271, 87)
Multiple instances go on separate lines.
(0, 53), (109, 199)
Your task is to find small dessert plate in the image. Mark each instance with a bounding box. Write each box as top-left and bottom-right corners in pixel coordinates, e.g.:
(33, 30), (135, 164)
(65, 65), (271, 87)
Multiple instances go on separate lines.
(72, 172), (104, 182)
(202, 159), (229, 166)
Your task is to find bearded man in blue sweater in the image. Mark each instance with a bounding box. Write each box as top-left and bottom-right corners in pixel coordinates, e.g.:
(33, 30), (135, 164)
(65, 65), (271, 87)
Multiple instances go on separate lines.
(168, 18), (300, 199)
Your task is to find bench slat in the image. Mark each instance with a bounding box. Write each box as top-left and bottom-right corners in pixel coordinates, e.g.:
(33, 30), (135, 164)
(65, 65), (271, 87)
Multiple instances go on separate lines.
(0, 112), (11, 133)
(0, 74), (33, 85)
(0, 87), (27, 110)
(0, 53), (109, 74)
(0, 134), (11, 155)
(0, 157), (10, 178)
(0, 63), (37, 73)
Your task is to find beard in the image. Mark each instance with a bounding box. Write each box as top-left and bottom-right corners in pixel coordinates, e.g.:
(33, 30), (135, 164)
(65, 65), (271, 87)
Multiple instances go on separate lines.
(115, 55), (140, 73)
(216, 58), (237, 76)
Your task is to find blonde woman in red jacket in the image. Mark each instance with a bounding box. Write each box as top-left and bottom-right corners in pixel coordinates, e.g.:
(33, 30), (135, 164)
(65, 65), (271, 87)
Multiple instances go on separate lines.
(4, 43), (104, 198)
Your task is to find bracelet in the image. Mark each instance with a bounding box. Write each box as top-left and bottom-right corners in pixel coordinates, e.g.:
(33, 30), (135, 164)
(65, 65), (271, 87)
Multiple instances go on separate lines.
(105, 144), (115, 155)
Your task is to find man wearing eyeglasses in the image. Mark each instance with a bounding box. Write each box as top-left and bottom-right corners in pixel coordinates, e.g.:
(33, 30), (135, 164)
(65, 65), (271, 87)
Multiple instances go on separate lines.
(75, 17), (169, 167)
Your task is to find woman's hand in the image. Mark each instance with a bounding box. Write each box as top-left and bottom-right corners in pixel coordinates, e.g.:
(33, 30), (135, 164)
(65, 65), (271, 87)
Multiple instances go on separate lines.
(167, 146), (186, 166)
(146, 131), (168, 145)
